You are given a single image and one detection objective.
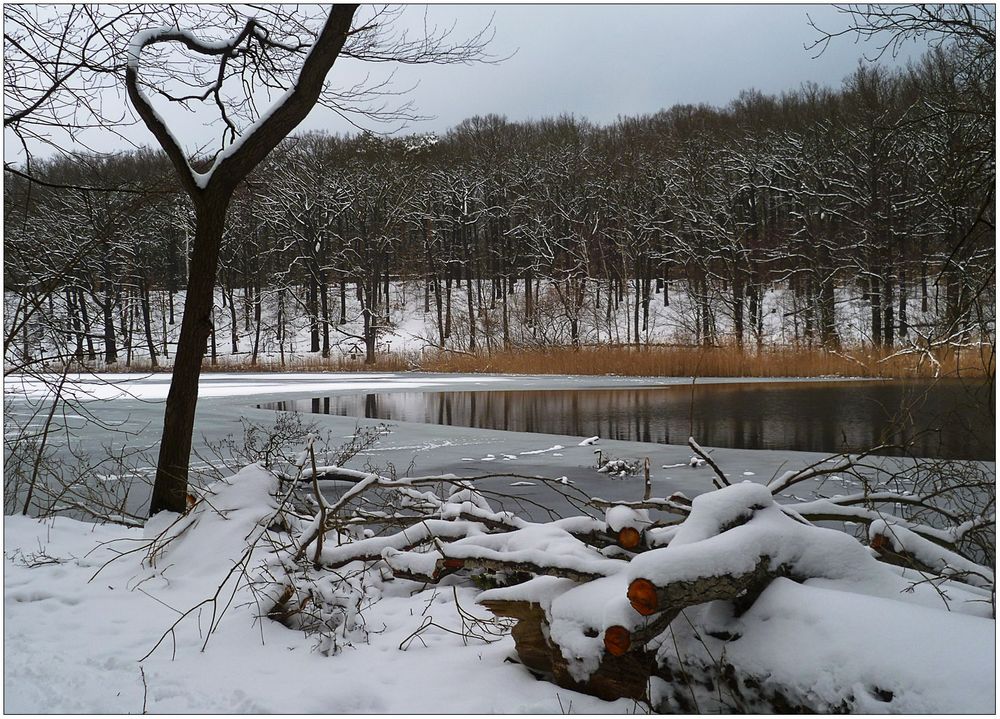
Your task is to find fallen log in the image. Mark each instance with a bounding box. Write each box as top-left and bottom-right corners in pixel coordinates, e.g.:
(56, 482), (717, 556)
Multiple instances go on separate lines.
(479, 598), (554, 676)
(480, 596), (661, 703)
(626, 556), (780, 617)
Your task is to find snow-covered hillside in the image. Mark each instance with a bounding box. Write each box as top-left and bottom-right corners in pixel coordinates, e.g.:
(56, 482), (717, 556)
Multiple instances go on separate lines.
(5, 279), (975, 370)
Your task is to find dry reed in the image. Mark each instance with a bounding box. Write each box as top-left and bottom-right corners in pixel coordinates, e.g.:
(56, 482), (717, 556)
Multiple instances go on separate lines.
(59, 344), (992, 379)
(418, 344), (993, 379)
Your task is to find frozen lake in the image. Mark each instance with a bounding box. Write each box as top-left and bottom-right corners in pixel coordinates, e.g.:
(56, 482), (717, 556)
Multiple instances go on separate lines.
(259, 379), (993, 461)
(6, 372), (994, 520)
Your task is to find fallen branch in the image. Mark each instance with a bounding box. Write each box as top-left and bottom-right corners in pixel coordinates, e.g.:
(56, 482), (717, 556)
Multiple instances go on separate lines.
(688, 437), (729, 489)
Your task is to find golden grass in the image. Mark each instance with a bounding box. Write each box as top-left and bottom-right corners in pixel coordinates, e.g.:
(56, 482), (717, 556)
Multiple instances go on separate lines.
(79, 344), (992, 379)
(418, 344), (994, 379)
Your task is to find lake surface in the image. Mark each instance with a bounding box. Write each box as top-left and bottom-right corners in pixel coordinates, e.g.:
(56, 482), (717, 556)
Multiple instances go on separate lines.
(259, 379), (994, 460)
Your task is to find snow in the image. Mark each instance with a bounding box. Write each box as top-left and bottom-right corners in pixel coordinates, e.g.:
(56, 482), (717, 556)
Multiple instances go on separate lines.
(4, 488), (635, 714)
(478, 574), (577, 606)
(4, 368), (995, 712)
(126, 24), (307, 191)
(431, 523), (627, 579)
(9, 371), (512, 402)
(7, 276), (971, 373)
(5, 453), (995, 713)
(547, 574), (635, 682)
(627, 483), (991, 617)
(869, 518), (994, 588)
(604, 505), (651, 533)
(126, 26), (236, 71)
(518, 445), (565, 455)
(695, 578), (995, 713)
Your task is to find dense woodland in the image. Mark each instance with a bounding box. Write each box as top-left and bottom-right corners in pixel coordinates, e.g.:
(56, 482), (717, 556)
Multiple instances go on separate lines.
(5, 44), (994, 367)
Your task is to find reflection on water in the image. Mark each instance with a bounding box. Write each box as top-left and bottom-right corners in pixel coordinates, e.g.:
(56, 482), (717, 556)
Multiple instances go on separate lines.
(259, 380), (994, 460)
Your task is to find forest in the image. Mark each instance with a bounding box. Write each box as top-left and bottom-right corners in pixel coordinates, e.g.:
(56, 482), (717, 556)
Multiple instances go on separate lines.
(5, 43), (993, 370)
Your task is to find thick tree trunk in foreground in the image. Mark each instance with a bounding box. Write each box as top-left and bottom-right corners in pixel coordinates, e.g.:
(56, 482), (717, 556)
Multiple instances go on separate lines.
(132, 6), (358, 515)
(150, 198), (229, 514)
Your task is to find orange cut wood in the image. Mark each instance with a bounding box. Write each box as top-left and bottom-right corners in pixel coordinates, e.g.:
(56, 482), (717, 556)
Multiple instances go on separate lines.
(870, 533), (889, 551)
(603, 625), (632, 656)
(627, 577), (659, 616)
(617, 527), (642, 549)
(442, 558), (465, 570)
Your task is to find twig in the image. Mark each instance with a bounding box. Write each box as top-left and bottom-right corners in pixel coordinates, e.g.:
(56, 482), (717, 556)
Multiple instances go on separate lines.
(687, 437), (729, 489)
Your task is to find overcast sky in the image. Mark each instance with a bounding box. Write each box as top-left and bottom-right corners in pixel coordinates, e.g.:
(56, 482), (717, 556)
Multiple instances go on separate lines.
(343, 3), (929, 133)
(7, 4), (934, 161)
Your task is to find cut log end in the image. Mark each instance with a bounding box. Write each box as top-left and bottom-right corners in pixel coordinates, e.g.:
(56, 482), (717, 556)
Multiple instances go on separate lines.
(869, 533), (890, 551)
(627, 577), (659, 616)
(617, 527), (642, 550)
(603, 625), (632, 656)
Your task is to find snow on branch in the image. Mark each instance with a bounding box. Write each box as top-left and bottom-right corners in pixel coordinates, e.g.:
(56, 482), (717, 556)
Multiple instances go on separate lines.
(126, 8), (356, 197)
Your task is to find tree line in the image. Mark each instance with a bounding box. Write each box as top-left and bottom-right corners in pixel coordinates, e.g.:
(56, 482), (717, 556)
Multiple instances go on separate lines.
(5, 43), (994, 366)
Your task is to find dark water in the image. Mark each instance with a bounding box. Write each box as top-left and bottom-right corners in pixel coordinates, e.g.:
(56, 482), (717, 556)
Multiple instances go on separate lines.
(259, 380), (995, 460)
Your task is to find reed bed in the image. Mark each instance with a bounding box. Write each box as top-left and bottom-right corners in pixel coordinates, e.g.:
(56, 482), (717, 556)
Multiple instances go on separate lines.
(419, 344), (993, 379)
(49, 343), (992, 379)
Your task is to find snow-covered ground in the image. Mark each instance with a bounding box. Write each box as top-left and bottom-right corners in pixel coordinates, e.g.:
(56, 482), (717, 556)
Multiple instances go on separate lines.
(6, 278), (976, 368)
(4, 372), (995, 712)
(3, 511), (640, 713)
(4, 469), (994, 713)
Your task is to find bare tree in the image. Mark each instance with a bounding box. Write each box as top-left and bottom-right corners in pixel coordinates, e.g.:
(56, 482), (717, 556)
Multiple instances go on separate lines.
(126, 8), (358, 514)
(124, 7), (494, 514)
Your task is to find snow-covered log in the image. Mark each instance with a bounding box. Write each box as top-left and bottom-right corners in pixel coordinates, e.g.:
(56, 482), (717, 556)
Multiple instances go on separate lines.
(869, 519), (995, 589)
(625, 555), (778, 617)
(474, 482), (994, 710)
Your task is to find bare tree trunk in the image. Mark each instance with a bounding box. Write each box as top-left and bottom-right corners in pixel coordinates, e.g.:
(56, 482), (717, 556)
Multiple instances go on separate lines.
(308, 274), (320, 352)
(276, 288), (285, 366)
(320, 273), (330, 358)
(465, 261), (477, 352)
(78, 288), (95, 360)
(501, 273), (510, 349)
(524, 270), (533, 325)
(882, 270), (894, 349)
(67, 288), (83, 361)
(444, 275), (453, 339)
(732, 267), (744, 350)
(897, 265), (908, 339)
(150, 198), (229, 514)
(227, 286), (239, 354)
(136, 6), (357, 516)
(140, 278), (158, 368)
(868, 274), (882, 348)
(434, 276), (445, 347)
(102, 285), (117, 364)
(251, 283), (263, 365)
(339, 278), (347, 325)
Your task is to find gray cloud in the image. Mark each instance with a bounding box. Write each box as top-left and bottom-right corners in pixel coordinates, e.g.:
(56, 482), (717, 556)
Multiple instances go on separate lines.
(6, 4), (933, 160)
